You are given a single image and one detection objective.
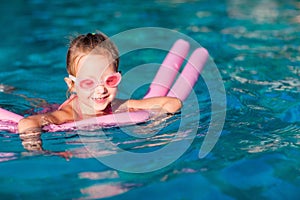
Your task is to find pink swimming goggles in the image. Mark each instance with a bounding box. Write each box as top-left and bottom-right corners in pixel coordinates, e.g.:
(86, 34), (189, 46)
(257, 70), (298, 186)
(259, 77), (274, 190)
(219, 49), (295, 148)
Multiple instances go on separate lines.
(69, 72), (122, 90)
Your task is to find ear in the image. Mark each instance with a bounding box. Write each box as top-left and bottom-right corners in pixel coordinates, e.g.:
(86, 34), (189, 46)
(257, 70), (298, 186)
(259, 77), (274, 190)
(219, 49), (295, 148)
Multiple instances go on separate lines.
(64, 77), (75, 92)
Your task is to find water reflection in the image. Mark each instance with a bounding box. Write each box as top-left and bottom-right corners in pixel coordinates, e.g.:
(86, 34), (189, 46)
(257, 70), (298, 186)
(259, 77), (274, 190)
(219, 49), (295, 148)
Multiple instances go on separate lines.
(77, 166), (203, 199)
(78, 170), (129, 199)
(233, 74), (300, 92)
(79, 170), (119, 180)
(226, 0), (279, 23)
(19, 130), (72, 160)
(79, 183), (129, 199)
(0, 152), (17, 162)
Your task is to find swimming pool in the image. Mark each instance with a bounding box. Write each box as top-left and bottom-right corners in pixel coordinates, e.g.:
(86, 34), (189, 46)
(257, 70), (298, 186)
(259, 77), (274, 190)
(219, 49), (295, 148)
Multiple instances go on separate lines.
(0, 0), (299, 199)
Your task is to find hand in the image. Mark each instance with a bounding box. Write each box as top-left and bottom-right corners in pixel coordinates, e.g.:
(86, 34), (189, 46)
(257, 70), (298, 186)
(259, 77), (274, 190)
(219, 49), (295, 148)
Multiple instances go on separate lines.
(54, 151), (73, 161)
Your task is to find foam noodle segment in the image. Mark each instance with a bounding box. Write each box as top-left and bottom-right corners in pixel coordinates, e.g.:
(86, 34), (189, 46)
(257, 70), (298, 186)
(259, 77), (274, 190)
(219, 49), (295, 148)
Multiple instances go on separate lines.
(167, 48), (208, 101)
(0, 107), (23, 122)
(143, 39), (190, 98)
(0, 107), (22, 133)
(0, 39), (208, 133)
(42, 110), (150, 132)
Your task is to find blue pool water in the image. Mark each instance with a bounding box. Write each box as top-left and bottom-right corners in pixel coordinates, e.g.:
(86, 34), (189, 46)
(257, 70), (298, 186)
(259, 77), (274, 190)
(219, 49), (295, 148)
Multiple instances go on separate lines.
(0, 0), (300, 199)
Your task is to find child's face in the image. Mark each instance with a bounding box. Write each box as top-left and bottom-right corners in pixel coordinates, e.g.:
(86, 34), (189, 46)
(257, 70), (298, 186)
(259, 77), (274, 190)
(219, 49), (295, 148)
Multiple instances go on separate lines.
(75, 54), (118, 115)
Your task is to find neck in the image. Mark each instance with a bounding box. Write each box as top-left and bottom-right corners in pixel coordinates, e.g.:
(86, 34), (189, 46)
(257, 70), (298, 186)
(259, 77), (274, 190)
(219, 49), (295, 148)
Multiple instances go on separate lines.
(75, 102), (113, 120)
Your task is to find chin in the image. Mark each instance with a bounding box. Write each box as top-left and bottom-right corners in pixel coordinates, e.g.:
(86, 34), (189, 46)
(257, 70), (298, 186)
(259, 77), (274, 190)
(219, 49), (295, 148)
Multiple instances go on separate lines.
(93, 103), (110, 114)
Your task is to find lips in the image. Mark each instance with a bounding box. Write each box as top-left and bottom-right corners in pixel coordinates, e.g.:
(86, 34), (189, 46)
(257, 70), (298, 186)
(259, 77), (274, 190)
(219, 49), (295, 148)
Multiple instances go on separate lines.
(91, 96), (108, 104)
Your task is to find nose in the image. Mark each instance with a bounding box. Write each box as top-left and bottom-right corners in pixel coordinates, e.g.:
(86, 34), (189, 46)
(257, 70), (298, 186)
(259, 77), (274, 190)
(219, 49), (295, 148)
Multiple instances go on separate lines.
(94, 84), (107, 94)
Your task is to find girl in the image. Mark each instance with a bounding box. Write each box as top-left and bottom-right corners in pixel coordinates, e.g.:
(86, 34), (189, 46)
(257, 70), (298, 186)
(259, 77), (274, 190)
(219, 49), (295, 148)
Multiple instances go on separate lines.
(18, 32), (182, 134)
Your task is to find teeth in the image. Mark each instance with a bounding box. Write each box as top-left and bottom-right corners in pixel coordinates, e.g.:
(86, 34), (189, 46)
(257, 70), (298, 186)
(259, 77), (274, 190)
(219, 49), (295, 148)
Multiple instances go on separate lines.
(93, 97), (105, 100)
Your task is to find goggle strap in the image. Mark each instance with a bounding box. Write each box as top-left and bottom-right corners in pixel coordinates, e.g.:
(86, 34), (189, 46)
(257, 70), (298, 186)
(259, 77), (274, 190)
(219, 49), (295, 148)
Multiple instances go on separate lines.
(69, 75), (77, 83)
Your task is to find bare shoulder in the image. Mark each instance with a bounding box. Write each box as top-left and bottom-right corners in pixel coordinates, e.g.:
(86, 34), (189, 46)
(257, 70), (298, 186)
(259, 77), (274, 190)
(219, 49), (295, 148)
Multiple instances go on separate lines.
(50, 104), (75, 124)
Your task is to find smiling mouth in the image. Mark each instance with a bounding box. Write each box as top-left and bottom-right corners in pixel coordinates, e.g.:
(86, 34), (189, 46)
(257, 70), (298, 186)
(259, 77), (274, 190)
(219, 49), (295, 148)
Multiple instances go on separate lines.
(91, 96), (108, 103)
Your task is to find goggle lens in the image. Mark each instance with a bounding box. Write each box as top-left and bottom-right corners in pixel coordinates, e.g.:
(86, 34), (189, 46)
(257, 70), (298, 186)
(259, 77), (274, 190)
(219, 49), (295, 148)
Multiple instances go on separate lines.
(70, 72), (121, 90)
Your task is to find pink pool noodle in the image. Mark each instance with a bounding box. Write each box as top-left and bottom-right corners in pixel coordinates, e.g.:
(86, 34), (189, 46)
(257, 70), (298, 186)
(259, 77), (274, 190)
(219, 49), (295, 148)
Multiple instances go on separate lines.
(43, 110), (150, 132)
(143, 39), (190, 98)
(0, 107), (23, 123)
(0, 108), (150, 133)
(0, 108), (23, 133)
(167, 48), (208, 101)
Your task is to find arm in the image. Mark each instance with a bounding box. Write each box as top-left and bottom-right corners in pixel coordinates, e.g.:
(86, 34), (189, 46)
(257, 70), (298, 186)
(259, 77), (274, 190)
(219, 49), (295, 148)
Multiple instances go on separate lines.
(18, 108), (73, 160)
(18, 107), (73, 134)
(127, 96), (182, 114)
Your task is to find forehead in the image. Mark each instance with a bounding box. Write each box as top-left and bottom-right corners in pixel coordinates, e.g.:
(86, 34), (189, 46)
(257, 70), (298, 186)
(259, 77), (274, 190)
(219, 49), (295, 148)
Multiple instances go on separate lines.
(76, 54), (115, 77)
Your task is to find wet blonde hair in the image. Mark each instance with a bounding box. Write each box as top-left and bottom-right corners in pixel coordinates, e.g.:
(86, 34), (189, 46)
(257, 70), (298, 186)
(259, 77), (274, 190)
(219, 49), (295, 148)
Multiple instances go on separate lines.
(66, 32), (119, 76)
(65, 32), (119, 96)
